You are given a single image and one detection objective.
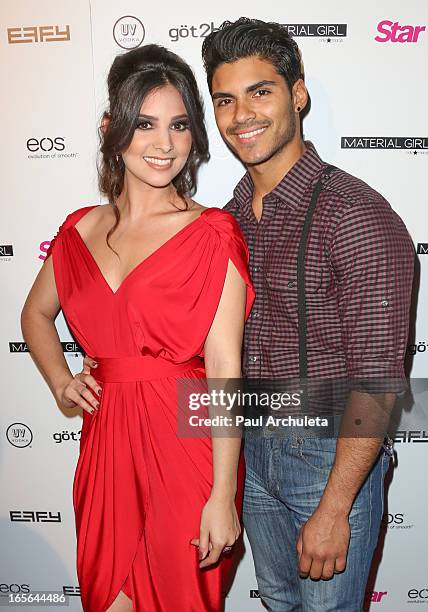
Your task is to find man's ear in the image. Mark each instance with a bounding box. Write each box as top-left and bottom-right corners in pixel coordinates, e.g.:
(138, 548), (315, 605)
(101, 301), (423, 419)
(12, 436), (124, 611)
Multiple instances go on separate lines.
(292, 79), (308, 114)
(100, 111), (111, 134)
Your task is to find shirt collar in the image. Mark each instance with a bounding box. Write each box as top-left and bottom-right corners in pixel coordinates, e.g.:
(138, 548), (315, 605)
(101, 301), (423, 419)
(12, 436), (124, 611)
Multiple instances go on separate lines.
(232, 141), (324, 218)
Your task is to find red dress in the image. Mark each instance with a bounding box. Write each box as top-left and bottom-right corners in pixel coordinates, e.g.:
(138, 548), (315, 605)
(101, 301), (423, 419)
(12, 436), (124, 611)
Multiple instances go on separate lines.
(46, 205), (255, 611)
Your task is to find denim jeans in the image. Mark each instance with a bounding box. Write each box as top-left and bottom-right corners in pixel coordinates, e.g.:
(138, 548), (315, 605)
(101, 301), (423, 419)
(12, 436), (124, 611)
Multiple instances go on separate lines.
(243, 431), (391, 611)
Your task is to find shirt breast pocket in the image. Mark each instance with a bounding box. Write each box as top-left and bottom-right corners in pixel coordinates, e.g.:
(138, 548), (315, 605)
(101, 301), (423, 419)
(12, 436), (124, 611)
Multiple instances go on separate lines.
(266, 263), (324, 294)
(265, 263), (324, 325)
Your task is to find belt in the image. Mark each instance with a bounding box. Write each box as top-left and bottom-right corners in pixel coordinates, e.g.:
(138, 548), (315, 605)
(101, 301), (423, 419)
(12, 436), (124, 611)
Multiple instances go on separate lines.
(91, 355), (205, 383)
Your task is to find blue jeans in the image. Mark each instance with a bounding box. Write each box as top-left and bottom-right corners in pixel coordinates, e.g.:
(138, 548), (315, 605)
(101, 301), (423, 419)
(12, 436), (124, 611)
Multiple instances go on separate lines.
(243, 431), (391, 611)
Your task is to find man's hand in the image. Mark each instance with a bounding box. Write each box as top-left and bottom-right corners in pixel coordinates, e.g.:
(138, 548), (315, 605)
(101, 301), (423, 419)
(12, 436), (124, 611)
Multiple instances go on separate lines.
(296, 508), (350, 580)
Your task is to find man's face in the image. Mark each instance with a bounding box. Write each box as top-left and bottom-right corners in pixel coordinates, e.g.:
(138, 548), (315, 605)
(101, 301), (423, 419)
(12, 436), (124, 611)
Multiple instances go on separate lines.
(211, 56), (298, 166)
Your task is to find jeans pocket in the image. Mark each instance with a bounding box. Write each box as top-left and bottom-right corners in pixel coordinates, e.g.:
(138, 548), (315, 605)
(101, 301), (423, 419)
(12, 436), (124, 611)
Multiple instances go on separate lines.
(297, 436), (337, 473)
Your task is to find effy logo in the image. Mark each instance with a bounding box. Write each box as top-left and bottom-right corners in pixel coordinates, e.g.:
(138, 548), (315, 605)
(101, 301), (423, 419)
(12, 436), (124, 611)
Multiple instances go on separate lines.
(7, 25), (70, 44)
(375, 20), (426, 43)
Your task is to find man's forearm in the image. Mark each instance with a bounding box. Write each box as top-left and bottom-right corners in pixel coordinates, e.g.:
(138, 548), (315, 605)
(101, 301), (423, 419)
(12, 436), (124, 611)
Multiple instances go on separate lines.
(318, 390), (396, 516)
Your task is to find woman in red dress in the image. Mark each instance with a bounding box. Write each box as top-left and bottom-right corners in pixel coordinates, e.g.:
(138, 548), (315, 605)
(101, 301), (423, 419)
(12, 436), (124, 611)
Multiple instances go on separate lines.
(21, 45), (254, 611)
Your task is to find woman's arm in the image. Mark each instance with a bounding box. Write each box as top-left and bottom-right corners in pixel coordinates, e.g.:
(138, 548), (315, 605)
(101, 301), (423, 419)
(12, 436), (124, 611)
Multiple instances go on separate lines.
(191, 257), (247, 568)
(20, 255), (101, 413)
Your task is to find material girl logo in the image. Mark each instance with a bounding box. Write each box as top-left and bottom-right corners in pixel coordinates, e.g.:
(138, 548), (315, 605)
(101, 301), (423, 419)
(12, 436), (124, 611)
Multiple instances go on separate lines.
(9, 341), (83, 354)
(0, 244), (13, 260)
(375, 20), (426, 43)
(341, 137), (428, 156)
(282, 23), (347, 44)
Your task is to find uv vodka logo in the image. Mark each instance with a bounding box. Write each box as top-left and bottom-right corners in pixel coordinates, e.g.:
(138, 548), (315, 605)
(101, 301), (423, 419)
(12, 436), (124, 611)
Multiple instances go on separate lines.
(113, 16), (145, 49)
(375, 20), (426, 43)
(6, 423), (33, 448)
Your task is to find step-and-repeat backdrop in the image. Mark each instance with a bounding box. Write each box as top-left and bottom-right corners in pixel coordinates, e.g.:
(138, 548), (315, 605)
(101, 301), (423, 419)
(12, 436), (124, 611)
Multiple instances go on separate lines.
(2, 1), (427, 609)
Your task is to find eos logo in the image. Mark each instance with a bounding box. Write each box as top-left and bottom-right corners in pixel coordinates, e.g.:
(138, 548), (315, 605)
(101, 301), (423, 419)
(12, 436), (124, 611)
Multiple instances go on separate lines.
(382, 512), (404, 525)
(408, 588), (428, 600)
(382, 512), (414, 530)
(6, 423), (33, 448)
(0, 584), (30, 594)
(7, 25), (70, 44)
(10, 511), (61, 522)
(113, 16), (145, 49)
(27, 137), (65, 152)
(375, 20), (426, 43)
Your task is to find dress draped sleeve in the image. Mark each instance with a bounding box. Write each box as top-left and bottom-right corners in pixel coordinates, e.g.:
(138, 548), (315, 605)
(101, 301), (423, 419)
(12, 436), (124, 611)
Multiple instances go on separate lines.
(203, 207), (255, 321)
(45, 205), (98, 260)
(167, 207), (255, 362)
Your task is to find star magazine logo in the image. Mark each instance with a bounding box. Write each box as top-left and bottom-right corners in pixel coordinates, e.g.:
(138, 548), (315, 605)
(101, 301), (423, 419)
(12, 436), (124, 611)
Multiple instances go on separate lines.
(341, 136), (428, 156)
(7, 25), (70, 44)
(375, 20), (426, 43)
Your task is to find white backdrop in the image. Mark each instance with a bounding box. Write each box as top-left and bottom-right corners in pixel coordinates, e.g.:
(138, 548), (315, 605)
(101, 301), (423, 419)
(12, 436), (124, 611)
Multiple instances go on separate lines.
(1, 1), (428, 609)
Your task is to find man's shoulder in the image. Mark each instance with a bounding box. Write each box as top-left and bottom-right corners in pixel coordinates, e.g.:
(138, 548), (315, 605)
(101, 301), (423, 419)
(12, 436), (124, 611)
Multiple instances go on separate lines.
(324, 165), (387, 209)
(222, 197), (239, 216)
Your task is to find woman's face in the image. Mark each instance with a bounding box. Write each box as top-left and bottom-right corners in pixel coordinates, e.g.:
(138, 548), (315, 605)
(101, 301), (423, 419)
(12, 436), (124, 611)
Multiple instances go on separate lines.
(121, 83), (192, 189)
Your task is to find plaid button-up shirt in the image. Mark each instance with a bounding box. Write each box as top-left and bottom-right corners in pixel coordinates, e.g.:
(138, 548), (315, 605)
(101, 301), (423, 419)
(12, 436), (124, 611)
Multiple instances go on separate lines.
(224, 142), (414, 388)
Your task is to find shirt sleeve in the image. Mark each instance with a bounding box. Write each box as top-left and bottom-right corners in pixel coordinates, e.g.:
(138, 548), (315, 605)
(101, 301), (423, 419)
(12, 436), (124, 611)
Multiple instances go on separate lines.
(330, 198), (414, 392)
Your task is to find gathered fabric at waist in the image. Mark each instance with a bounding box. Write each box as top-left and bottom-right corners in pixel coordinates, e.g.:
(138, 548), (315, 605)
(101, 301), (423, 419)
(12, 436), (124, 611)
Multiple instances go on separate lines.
(91, 354), (205, 383)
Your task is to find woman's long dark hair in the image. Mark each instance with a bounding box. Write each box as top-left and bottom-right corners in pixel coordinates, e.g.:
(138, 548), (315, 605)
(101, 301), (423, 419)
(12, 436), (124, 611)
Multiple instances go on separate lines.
(98, 44), (210, 251)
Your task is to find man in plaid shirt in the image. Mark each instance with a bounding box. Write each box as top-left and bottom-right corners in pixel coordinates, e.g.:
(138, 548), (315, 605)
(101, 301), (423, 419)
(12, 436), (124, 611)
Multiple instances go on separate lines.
(202, 17), (414, 611)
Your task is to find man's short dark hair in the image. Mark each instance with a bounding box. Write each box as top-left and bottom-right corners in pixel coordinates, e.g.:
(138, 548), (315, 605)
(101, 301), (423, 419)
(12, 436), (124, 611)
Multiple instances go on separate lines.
(202, 17), (303, 94)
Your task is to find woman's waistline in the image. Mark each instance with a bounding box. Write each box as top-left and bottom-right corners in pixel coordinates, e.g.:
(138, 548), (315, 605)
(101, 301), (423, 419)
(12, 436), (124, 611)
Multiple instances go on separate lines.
(91, 355), (205, 383)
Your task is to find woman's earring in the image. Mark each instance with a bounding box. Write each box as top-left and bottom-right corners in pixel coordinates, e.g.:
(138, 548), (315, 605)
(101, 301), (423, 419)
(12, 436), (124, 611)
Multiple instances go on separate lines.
(296, 106), (301, 112)
(116, 154), (120, 162)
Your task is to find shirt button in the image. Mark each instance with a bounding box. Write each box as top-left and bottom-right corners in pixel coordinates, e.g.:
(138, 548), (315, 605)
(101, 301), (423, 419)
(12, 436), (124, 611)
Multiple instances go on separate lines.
(252, 265), (260, 273)
(287, 280), (296, 288)
(252, 311), (260, 319)
(381, 300), (389, 307)
(249, 355), (258, 363)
